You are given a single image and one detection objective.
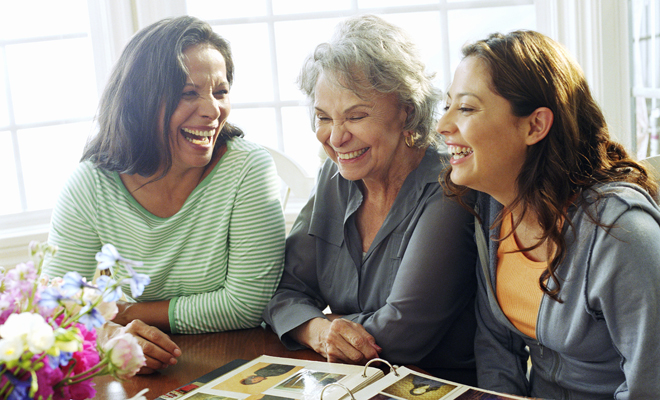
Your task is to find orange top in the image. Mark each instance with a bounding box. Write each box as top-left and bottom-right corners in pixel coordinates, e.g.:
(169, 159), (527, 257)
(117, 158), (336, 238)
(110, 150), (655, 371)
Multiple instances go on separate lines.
(496, 212), (546, 339)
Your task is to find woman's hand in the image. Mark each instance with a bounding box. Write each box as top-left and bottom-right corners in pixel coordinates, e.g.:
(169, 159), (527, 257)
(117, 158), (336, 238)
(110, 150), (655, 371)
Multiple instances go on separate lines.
(293, 317), (382, 364)
(99, 320), (181, 374)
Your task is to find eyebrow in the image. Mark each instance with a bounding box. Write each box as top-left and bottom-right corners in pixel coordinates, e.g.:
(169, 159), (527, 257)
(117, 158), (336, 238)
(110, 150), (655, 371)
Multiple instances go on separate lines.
(314, 103), (372, 114)
(184, 79), (229, 88)
(447, 92), (483, 102)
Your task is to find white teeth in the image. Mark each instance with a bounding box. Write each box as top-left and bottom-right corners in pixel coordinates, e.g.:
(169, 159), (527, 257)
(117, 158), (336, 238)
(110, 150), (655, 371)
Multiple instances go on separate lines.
(337, 148), (368, 160)
(447, 145), (473, 159)
(182, 127), (215, 137)
(184, 136), (211, 145)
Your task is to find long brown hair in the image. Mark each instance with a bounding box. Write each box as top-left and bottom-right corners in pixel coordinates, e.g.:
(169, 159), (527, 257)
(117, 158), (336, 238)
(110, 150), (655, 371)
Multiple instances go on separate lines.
(443, 30), (657, 301)
(83, 16), (243, 178)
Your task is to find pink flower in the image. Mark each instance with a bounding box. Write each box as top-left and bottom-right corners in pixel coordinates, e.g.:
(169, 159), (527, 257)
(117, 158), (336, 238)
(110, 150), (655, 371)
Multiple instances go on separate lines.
(34, 359), (64, 400)
(102, 333), (146, 379)
(67, 323), (100, 400)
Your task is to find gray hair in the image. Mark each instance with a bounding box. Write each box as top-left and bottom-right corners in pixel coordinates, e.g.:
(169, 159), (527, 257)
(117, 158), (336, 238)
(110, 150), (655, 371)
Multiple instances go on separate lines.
(298, 14), (441, 147)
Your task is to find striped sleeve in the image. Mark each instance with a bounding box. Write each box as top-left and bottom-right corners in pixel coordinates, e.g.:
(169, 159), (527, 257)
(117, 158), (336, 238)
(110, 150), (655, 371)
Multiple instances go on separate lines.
(170, 147), (286, 333)
(44, 162), (102, 281)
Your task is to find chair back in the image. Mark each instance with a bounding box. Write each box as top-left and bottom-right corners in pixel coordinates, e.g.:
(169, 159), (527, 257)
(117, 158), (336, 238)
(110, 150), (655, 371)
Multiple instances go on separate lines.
(641, 155), (660, 184)
(264, 146), (316, 209)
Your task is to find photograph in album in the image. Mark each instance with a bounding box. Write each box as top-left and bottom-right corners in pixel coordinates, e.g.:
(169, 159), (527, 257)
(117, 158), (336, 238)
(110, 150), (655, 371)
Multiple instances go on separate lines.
(167, 356), (541, 400)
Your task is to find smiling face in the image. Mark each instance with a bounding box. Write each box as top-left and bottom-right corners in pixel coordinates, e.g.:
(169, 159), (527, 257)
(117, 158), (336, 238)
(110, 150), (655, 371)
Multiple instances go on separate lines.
(437, 56), (533, 205)
(313, 72), (413, 184)
(168, 43), (230, 172)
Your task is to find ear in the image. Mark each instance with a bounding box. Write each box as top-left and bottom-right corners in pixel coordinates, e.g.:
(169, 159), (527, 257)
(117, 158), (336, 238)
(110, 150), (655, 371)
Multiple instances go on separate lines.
(524, 107), (553, 146)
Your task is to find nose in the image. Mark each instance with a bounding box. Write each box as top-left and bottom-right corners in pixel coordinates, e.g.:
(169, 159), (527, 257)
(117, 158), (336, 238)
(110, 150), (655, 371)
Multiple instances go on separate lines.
(328, 120), (350, 148)
(436, 110), (454, 137)
(199, 96), (225, 121)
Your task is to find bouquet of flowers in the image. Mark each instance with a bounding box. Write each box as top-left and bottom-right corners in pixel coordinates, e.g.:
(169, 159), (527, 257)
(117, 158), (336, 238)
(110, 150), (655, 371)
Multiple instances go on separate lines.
(0, 242), (151, 400)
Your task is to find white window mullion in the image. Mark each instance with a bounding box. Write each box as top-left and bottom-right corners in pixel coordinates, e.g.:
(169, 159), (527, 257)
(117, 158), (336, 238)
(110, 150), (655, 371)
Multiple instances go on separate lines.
(536, 0), (632, 150)
(86, 0), (137, 93)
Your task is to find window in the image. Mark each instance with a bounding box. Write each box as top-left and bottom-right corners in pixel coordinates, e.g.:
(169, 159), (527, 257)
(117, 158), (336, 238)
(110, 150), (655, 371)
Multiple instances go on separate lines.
(0, 0), (630, 266)
(0, 0), (98, 218)
(632, 0), (660, 159)
(185, 0), (536, 176)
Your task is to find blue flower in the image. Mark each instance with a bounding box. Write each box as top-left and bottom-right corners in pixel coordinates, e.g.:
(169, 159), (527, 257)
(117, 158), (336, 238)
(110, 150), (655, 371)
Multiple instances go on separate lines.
(61, 271), (88, 296)
(95, 243), (123, 270)
(123, 264), (150, 298)
(5, 370), (31, 400)
(48, 351), (74, 368)
(96, 275), (122, 302)
(78, 304), (105, 330)
(39, 287), (66, 310)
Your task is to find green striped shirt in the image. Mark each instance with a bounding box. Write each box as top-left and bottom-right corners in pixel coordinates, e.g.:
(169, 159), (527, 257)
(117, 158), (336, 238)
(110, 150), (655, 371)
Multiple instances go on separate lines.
(45, 138), (286, 334)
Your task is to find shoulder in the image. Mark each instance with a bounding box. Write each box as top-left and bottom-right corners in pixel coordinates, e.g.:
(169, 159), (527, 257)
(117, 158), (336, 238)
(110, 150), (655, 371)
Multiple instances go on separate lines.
(416, 146), (449, 184)
(578, 182), (660, 226)
(220, 137), (276, 176)
(225, 137), (272, 162)
(60, 160), (116, 196)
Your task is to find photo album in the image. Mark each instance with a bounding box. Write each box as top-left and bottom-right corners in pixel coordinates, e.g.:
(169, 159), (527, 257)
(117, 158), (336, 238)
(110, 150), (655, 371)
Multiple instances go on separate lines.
(156, 355), (542, 400)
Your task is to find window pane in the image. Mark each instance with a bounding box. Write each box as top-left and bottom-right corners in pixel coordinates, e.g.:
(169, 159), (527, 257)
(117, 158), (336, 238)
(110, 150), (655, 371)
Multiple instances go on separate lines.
(272, 0), (351, 15)
(18, 121), (92, 211)
(0, 131), (21, 215)
(379, 12), (445, 89)
(0, 0), (89, 41)
(230, 108), (279, 149)
(359, 0), (436, 6)
(7, 38), (97, 125)
(214, 24), (273, 104)
(187, 0), (267, 19)
(0, 50), (8, 128)
(275, 18), (343, 101)
(281, 106), (323, 176)
(447, 5), (535, 73)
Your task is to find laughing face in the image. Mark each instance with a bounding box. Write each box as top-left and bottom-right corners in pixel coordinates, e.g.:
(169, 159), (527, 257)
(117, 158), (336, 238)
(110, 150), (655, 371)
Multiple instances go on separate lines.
(168, 43), (230, 172)
(313, 72), (411, 184)
(436, 56), (532, 205)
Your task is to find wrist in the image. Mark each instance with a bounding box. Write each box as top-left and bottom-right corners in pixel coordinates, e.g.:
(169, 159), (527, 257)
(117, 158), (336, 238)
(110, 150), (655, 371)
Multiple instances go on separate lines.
(112, 301), (133, 326)
(292, 317), (329, 355)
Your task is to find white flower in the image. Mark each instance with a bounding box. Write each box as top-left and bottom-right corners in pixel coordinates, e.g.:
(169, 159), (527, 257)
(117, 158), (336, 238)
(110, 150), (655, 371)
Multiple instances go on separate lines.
(95, 299), (118, 321)
(103, 333), (146, 379)
(0, 312), (54, 354)
(0, 336), (25, 362)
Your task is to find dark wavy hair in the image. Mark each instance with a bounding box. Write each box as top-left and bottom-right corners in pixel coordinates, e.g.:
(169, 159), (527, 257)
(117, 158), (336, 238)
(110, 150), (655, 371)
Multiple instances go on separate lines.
(443, 30), (658, 301)
(82, 15), (243, 177)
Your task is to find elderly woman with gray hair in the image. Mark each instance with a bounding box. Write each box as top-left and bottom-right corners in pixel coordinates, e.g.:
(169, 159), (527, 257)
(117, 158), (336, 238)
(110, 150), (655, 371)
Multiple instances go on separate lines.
(262, 15), (478, 385)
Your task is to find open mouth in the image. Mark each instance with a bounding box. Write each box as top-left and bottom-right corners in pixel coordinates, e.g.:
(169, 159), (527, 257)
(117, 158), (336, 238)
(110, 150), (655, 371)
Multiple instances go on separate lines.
(336, 148), (369, 160)
(447, 145), (473, 159)
(181, 127), (215, 145)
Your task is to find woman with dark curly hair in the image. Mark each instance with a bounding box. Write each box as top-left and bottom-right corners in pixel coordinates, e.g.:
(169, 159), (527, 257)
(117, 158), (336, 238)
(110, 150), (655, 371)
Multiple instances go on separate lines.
(438, 30), (660, 399)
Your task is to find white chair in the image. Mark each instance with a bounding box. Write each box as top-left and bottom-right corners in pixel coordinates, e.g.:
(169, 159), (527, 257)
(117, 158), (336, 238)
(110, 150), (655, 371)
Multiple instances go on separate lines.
(264, 146), (316, 210)
(641, 155), (660, 185)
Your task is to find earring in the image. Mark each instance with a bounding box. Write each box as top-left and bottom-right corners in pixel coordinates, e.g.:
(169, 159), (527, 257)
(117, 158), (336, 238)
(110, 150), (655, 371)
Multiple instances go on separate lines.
(405, 135), (416, 148)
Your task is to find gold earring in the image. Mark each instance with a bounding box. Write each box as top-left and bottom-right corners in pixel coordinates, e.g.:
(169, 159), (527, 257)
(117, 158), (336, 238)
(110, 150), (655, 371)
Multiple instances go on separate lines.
(405, 135), (416, 148)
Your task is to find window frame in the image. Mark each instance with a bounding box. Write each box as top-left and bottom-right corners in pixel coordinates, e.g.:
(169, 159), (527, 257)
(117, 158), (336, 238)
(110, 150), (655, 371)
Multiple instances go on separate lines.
(0, 0), (632, 267)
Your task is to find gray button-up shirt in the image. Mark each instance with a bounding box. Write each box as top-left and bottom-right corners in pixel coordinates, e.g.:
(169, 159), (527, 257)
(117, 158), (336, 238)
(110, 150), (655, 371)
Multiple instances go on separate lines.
(263, 147), (478, 384)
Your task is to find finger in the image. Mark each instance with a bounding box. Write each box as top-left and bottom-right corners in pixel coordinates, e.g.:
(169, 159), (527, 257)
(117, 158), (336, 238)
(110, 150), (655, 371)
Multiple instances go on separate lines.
(324, 327), (370, 364)
(141, 352), (169, 371)
(124, 321), (180, 365)
(137, 365), (156, 375)
(140, 338), (178, 368)
(330, 320), (380, 361)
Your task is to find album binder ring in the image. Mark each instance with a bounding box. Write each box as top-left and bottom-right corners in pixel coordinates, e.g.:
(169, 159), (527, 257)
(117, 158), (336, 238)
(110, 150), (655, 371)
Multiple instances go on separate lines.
(320, 382), (356, 400)
(363, 358), (399, 377)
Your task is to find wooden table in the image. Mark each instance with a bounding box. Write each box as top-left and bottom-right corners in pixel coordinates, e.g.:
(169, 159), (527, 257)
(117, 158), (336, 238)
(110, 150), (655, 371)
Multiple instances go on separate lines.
(93, 326), (325, 400)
